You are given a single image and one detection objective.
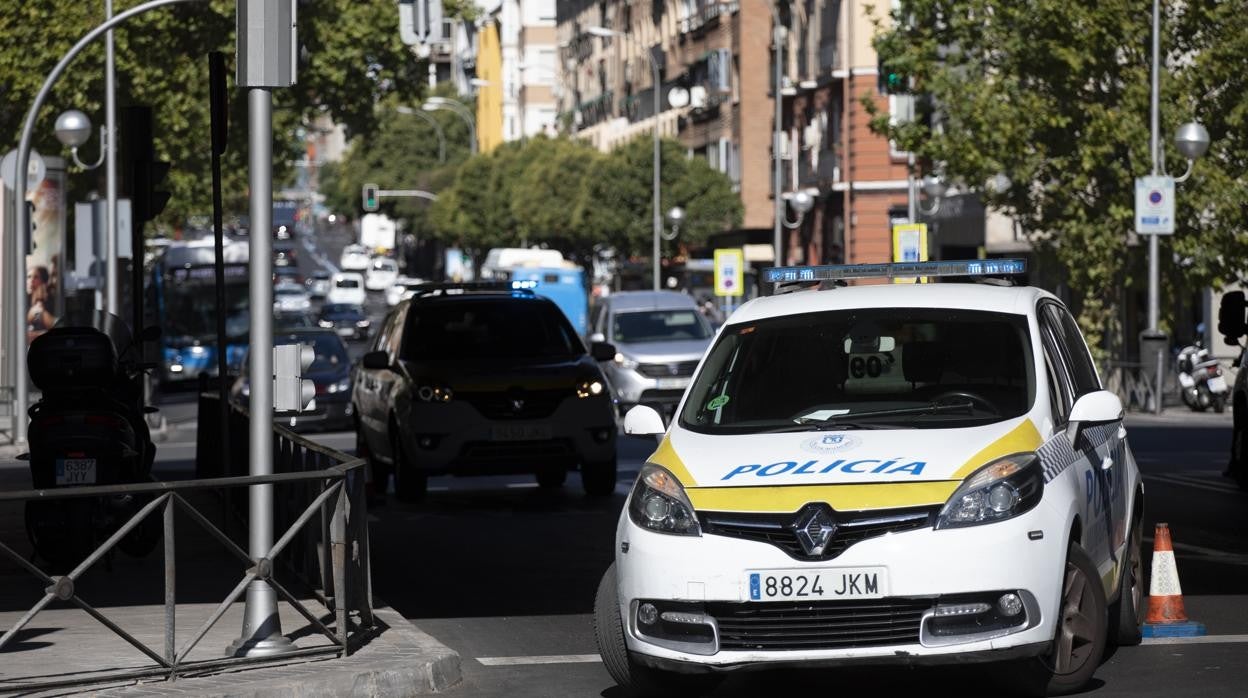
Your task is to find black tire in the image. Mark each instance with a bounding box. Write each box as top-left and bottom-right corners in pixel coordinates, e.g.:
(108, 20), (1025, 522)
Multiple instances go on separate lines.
(1108, 513), (1143, 646)
(593, 563), (721, 697)
(1008, 542), (1108, 697)
(1214, 396), (1227, 414)
(536, 466), (567, 489)
(26, 500), (95, 574)
(391, 432), (427, 503)
(358, 424), (391, 501)
(582, 457), (618, 496)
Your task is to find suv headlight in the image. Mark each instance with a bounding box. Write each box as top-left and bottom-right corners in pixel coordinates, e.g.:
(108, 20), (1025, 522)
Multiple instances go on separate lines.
(935, 453), (1043, 529)
(576, 378), (605, 398)
(613, 352), (639, 370)
(628, 464), (701, 536)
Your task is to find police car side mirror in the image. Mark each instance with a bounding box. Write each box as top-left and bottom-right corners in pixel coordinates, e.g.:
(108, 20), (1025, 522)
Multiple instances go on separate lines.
(624, 405), (666, 438)
(1065, 390), (1123, 442)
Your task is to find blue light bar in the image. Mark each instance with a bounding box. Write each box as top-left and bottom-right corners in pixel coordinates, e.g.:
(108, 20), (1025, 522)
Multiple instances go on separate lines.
(762, 259), (1027, 284)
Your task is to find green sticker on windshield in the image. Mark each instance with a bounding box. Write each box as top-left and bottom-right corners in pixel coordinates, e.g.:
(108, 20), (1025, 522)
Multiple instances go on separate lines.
(707, 395), (730, 410)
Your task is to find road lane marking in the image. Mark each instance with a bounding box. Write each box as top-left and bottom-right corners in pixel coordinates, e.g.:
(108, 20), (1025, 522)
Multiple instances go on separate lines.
(477, 654), (601, 666)
(1142, 634), (1248, 646)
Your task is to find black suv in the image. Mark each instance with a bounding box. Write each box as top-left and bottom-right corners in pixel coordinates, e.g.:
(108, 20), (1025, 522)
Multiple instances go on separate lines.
(353, 283), (619, 501)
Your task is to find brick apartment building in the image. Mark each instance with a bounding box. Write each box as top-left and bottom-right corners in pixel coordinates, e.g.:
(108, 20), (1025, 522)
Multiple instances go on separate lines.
(554, 0), (967, 267)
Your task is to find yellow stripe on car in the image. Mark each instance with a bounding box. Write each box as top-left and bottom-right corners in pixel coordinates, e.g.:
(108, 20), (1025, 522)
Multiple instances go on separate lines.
(950, 419), (1043, 480)
(686, 481), (961, 513)
(647, 436), (698, 487)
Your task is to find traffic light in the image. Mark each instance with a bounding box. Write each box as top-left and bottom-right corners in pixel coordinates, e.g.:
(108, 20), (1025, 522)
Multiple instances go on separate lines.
(362, 182), (380, 212)
(877, 55), (909, 95)
(122, 105), (172, 226)
(273, 343), (316, 412)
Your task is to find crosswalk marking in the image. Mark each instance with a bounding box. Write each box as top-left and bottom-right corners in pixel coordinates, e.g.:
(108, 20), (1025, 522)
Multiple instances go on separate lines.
(477, 654), (602, 666)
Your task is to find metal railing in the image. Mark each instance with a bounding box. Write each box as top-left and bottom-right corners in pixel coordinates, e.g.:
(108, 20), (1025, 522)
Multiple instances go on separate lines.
(0, 397), (374, 692)
(1103, 360), (1164, 413)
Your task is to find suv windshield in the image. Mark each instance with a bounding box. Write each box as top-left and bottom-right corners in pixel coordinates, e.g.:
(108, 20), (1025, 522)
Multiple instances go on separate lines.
(401, 298), (584, 361)
(679, 307), (1035, 433)
(613, 309), (712, 343)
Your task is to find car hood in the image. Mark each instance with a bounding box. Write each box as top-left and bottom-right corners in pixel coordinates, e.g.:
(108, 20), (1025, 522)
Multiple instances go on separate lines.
(614, 338), (712, 362)
(653, 416), (1045, 513)
(401, 355), (601, 390)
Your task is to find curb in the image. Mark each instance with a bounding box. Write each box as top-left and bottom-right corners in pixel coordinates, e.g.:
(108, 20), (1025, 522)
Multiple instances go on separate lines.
(95, 602), (461, 697)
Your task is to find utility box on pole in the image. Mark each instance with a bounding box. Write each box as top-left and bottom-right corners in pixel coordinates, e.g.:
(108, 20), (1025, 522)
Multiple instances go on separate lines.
(237, 0), (297, 88)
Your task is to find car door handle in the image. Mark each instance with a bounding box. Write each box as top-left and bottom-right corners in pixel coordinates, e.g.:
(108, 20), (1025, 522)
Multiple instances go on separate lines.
(1101, 454), (1114, 471)
(1117, 426), (1127, 440)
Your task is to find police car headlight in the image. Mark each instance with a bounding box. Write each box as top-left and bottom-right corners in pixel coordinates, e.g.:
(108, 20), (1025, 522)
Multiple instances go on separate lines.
(576, 378), (605, 398)
(935, 453), (1043, 529)
(628, 464), (701, 536)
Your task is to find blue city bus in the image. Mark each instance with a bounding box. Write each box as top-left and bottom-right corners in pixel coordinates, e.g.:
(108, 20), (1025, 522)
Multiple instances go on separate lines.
(508, 265), (589, 336)
(149, 238), (250, 384)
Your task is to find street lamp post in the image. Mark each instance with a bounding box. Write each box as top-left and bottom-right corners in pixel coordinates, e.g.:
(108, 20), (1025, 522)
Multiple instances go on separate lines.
(588, 25), (663, 291)
(396, 105), (446, 163)
(423, 97), (477, 155)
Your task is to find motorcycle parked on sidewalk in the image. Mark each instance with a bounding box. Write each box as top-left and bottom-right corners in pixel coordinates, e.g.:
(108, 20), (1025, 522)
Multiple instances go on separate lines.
(23, 312), (161, 571)
(1176, 338), (1228, 413)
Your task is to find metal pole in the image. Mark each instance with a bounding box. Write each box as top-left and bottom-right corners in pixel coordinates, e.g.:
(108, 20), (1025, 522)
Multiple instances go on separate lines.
(105, 0), (118, 315)
(228, 87), (293, 658)
(1147, 0), (1161, 333)
(11, 0), (204, 445)
(652, 53), (661, 292)
(771, 5), (785, 267)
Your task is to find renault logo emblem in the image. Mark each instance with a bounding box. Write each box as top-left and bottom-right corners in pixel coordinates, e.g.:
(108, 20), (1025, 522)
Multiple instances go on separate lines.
(794, 506), (837, 556)
(510, 398), (525, 411)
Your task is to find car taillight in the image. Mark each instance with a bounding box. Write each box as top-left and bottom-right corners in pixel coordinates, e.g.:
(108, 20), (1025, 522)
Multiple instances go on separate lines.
(35, 415), (64, 428)
(1209, 366), (1222, 376)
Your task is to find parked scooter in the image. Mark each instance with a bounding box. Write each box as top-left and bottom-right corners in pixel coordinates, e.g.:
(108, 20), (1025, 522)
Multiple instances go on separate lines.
(24, 312), (161, 571)
(1177, 334), (1228, 413)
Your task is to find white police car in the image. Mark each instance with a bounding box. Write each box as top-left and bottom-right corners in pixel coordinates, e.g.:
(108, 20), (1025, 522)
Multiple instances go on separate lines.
(594, 260), (1144, 697)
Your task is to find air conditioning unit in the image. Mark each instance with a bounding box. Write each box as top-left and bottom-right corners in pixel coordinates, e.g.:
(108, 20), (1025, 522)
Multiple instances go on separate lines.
(689, 86), (708, 109)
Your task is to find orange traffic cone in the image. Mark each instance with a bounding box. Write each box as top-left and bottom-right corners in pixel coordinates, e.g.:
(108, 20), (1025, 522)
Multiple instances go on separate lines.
(1141, 523), (1206, 637)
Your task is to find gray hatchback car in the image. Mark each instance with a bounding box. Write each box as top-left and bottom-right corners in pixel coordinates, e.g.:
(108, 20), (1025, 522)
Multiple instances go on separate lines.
(589, 291), (715, 418)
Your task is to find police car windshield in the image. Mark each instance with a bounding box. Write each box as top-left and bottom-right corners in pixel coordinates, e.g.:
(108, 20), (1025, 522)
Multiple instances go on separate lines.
(679, 307), (1035, 433)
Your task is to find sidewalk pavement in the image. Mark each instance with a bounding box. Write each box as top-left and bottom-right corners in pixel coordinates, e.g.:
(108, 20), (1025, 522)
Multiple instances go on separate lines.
(0, 459), (461, 696)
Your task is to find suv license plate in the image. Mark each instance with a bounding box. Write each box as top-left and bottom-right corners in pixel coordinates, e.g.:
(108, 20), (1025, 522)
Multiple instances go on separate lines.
(55, 458), (98, 486)
(491, 424), (552, 441)
(655, 377), (690, 390)
(747, 567), (887, 601)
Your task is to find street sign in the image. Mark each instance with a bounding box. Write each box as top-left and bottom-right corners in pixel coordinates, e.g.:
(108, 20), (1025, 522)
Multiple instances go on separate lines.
(891, 222), (927, 284)
(1135, 175), (1175, 235)
(399, 0), (444, 46)
(714, 248), (744, 297)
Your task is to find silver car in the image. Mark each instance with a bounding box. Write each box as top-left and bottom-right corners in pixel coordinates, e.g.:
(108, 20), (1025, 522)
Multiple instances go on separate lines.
(589, 291), (715, 417)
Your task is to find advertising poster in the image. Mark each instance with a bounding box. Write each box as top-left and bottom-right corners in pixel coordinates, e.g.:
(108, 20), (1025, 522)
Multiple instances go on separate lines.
(26, 160), (65, 344)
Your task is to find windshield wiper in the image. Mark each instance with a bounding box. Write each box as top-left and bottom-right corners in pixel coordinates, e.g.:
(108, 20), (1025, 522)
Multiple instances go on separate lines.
(759, 400), (974, 433)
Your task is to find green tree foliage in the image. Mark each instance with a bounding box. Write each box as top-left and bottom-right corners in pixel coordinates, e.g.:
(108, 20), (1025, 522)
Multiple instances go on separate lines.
(430, 135), (743, 264)
(866, 0), (1248, 355)
(0, 0), (426, 228)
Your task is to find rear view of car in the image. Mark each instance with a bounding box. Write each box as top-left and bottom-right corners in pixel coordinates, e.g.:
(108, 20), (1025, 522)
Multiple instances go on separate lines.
(328, 272), (366, 307)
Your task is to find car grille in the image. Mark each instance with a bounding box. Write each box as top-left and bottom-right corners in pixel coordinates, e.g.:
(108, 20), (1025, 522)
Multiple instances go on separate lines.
(637, 360), (699, 378)
(698, 506), (935, 561)
(458, 389), (570, 420)
(460, 439), (574, 462)
(638, 389), (687, 404)
(707, 598), (932, 651)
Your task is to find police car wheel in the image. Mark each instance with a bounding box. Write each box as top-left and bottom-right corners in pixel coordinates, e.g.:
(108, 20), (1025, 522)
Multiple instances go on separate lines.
(582, 458), (618, 497)
(1233, 423), (1248, 491)
(593, 563), (721, 697)
(1011, 542), (1108, 696)
(1108, 514), (1144, 646)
